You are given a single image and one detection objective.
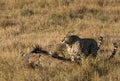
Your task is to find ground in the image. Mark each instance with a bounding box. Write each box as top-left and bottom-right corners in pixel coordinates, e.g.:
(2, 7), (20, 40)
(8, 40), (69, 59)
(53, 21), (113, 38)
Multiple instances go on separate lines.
(0, 0), (120, 81)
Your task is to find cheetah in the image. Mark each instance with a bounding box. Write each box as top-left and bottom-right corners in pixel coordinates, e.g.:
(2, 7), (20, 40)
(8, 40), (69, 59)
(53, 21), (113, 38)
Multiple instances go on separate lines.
(61, 35), (103, 62)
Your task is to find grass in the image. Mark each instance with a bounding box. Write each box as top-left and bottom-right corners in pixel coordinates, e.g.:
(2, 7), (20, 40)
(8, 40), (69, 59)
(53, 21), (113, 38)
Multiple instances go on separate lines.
(0, 0), (120, 81)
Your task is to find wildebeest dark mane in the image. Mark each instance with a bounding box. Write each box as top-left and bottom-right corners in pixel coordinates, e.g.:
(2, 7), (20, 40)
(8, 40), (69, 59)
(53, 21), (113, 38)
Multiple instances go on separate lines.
(30, 45), (49, 55)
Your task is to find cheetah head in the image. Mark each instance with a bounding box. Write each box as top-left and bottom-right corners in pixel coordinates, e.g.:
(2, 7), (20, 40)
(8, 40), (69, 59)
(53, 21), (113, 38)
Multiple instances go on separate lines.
(60, 35), (70, 44)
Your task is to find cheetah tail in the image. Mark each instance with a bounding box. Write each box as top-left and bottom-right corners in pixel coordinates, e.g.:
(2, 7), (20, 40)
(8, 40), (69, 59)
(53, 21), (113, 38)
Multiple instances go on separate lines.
(109, 42), (118, 59)
(98, 36), (103, 49)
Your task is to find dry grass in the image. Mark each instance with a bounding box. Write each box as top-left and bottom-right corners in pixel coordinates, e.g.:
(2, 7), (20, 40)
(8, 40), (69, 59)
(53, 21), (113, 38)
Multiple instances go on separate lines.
(0, 0), (120, 81)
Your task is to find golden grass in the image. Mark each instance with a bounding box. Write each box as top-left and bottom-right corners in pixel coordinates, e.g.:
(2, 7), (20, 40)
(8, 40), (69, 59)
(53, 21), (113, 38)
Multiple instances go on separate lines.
(0, 0), (120, 81)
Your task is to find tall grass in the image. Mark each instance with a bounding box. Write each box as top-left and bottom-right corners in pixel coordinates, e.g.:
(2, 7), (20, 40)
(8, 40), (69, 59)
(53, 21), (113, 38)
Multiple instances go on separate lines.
(0, 0), (120, 81)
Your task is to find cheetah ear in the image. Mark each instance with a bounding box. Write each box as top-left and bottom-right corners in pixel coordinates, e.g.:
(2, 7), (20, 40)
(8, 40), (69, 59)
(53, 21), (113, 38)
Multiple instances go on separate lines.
(60, 37), (64, 43)
(60, 35), (66, 43)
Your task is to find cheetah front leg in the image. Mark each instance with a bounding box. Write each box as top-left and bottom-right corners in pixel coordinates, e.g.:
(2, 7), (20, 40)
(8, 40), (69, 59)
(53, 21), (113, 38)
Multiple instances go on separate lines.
(70, 55), (75, 62)
(71, 55), (81, 63)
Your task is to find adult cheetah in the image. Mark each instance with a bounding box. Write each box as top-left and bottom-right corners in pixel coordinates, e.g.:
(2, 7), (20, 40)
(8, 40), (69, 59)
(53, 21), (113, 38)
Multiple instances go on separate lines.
(61, 35), (103, 62)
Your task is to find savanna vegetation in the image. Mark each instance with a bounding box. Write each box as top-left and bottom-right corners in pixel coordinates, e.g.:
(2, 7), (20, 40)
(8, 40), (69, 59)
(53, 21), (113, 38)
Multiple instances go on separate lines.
(0, 0), (120, 81)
